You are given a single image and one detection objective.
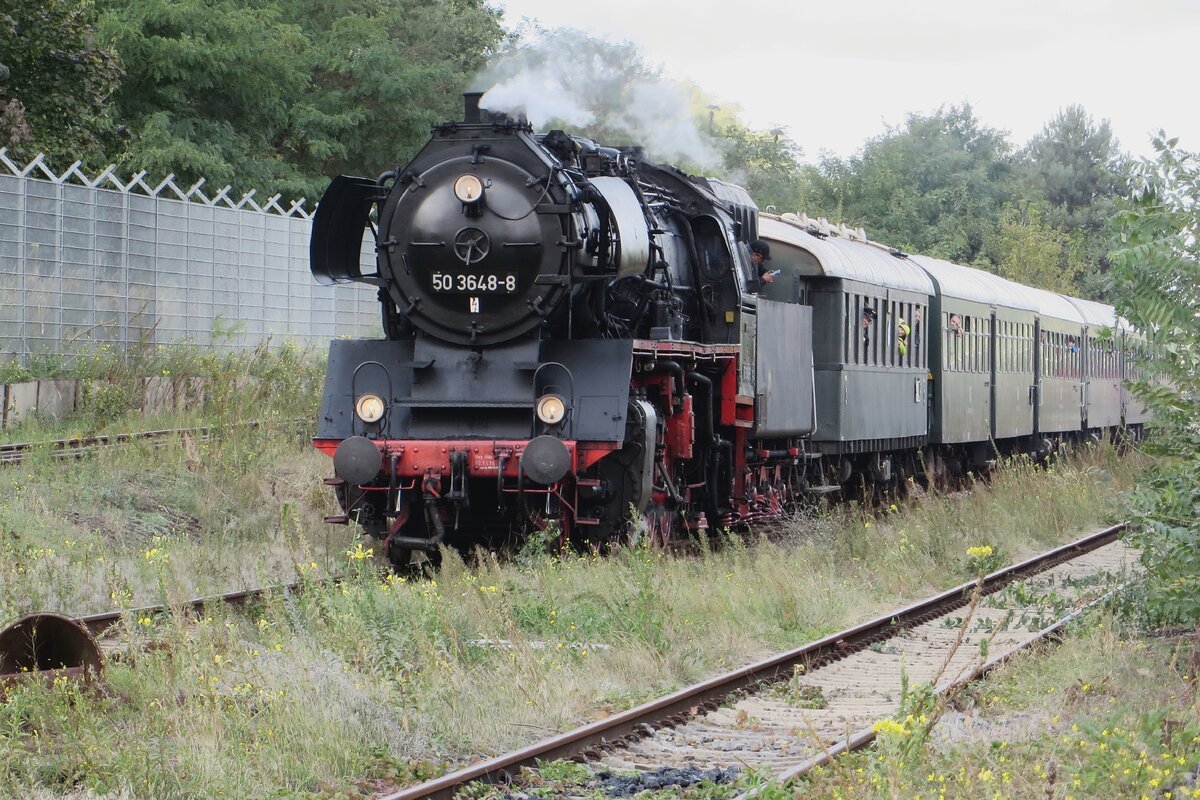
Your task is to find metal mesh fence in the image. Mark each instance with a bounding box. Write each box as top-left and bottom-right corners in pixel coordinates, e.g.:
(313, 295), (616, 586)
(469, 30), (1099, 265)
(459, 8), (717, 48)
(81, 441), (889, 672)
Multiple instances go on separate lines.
(0, 150), (380, 363)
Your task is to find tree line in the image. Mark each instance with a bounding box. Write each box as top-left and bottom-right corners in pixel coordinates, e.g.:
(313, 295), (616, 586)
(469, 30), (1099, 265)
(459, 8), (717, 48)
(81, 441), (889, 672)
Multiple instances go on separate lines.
(2, 2), (1130, 299)
(1, 0), (507, 203)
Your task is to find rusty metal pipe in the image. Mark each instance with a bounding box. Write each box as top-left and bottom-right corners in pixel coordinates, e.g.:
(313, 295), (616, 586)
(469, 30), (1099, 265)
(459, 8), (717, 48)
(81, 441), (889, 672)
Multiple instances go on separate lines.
(0, 613), (102, 688)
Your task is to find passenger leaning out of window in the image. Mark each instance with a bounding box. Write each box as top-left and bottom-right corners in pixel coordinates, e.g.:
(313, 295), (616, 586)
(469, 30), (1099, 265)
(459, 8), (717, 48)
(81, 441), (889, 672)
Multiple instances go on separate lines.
(862, 305), (877, 358)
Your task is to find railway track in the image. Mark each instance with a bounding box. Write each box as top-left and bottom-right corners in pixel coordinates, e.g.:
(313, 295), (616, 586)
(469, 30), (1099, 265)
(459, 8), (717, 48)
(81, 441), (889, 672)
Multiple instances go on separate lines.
(76, 581), (305, 639)
(0, 418), (307, 467)
(381, 523), (1134, 800)
(0, 578), (313, 688)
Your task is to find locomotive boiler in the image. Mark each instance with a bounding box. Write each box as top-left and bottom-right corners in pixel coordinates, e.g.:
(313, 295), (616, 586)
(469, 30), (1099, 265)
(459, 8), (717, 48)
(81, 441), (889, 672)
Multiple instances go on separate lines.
(311, 93), (816, 566)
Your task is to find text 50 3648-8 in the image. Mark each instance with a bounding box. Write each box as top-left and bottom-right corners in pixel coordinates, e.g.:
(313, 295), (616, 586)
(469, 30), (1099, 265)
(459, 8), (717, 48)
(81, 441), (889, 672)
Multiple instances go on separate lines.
(431, 273), (518, 293)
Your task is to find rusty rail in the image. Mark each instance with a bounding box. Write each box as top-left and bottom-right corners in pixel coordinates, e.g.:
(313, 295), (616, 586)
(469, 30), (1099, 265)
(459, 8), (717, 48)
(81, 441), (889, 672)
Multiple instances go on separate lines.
(379, 523), (1129, 800)
(0, 419), (308, 467)
(0, 579), (313, 688)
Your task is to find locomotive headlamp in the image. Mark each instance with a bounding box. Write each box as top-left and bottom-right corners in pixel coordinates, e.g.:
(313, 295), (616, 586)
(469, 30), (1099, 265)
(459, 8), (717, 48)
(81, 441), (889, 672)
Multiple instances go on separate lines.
(355, 393), (386, 424)
(453, 174), (485, 204)
(536, 394), (567, 426)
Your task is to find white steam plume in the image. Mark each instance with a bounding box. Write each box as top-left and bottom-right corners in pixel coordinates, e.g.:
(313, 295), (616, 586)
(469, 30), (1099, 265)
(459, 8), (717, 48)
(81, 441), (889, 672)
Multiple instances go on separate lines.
(476, 29), (723, 170)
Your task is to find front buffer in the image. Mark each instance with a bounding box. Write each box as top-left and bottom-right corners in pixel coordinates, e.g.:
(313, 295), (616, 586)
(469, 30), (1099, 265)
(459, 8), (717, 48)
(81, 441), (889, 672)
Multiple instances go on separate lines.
(313, 337), (649, 564)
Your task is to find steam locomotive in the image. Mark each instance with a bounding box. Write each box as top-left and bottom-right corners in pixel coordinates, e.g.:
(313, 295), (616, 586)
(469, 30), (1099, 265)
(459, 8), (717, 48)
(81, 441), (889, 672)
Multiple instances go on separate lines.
(310, 93), (1145, 566)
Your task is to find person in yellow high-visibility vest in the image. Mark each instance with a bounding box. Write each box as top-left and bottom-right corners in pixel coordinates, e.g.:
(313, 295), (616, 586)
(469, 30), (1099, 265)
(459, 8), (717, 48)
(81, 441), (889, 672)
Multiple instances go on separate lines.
(897, 317), (911, 359)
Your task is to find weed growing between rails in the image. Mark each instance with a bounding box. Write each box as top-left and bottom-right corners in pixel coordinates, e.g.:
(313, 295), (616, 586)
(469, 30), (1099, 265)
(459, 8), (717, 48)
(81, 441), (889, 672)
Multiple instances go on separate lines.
(788, 613), (1200, 800)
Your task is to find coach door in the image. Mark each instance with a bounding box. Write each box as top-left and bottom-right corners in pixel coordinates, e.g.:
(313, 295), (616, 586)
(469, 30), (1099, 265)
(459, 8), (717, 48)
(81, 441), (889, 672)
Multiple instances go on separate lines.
(1079, 325), (1090, 427)
(989, 311), (997, 439)
(1032, 318), (1042, 436)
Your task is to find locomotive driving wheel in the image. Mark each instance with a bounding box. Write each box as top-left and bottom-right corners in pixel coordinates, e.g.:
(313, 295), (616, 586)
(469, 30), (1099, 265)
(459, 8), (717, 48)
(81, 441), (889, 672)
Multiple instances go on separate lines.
(640, 503), (678, 549)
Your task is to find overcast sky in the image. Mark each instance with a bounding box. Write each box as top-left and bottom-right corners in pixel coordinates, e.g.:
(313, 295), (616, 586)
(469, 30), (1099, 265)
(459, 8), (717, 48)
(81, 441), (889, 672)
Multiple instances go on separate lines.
(493, 0), (1197, 162)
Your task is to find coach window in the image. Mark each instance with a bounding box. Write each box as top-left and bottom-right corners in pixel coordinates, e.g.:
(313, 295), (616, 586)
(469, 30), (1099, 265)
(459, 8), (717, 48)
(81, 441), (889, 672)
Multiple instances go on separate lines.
(883, 300), (893, 366)
(845, 294), (857, 364)
(965, 316), (976, 372)
(1026, 324), (1033, 372)
(976, 317), (985, 372)
(1014, 322), (1021, 373)
(920, 304), (926, 367)
(1013, 323), (1020, 373)
(1019, 325), (1026, 372)
(942, 312), (950, 371)
(962, 315), (972, 372)
(982, 317), (991, 373)
(1006, 321), (1013, 373)
(974, 317), (983, 373)
(944, 312), (955, 371)
(892, 299), (902, 369)
(984, 317), (992, 373)
(1005, 321), (1014, 373)
(962, 316), (971, 372)
(970, 317), (978, 373)
(869, 296), (879, 366)
(967, 317), (975, 371)
(851, 294), (862, 365)
(1001, 320), (1010, 373)
(997, 321), (1005, 373)
(961, 315), (969, 371)
(919, 304), (927, 368)
(1030, 326), (1038, 372)
(1025, 324), (1033, 372)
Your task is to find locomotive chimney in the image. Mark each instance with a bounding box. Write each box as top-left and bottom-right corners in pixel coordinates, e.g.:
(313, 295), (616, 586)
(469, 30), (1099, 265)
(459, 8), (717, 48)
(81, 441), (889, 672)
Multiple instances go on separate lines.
(463, 92), (483, 124)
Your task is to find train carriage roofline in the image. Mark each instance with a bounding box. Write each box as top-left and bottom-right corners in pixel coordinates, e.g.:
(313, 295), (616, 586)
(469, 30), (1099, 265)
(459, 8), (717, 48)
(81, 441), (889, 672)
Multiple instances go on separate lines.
(1016, 285), (1087, 327)
(758, 215), (935, 293)
(1061, 295), (1121, 331)
(905, 255), (1038, 310)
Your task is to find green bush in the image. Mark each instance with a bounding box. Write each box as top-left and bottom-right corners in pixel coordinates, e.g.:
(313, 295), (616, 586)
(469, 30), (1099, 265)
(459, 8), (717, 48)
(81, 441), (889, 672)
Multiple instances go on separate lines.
(1109, 134), (1200, 626)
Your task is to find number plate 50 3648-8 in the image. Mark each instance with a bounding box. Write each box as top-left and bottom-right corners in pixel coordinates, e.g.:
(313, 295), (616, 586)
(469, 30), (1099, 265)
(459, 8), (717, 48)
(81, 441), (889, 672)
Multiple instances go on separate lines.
(431, 273), (517, 293)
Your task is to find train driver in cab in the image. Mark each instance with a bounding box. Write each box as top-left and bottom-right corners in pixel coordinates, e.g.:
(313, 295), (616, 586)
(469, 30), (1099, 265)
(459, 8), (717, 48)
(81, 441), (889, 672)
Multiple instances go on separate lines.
(750, 240), (777, 286)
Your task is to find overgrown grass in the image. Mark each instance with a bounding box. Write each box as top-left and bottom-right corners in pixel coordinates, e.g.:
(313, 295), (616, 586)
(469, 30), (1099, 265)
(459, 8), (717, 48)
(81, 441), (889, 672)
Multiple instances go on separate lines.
(0, 444), (1148, 799)
(0, 429), (349, 620)
(0, 340), (324, 443)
